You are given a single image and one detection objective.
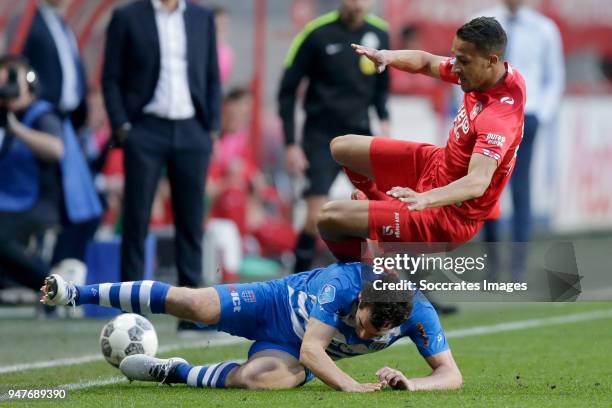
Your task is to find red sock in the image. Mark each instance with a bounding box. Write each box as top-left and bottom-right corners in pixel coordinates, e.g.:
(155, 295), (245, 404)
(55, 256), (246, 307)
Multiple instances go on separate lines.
(323, 237), (366, 262)
(343, 167), (392, 201)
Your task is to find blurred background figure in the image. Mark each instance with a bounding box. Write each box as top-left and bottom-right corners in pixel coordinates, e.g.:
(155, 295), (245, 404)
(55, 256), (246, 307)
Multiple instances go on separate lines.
(8, 0), (101, 268)
(213, 6), (235, 84)
(207, 88), (296, 281)
(476, 0), (565, 281)
(12, 0), (88, 130)
(102, 0), (221, 333)
(0, 57), (64, 294)
(278, 0), (390, 273)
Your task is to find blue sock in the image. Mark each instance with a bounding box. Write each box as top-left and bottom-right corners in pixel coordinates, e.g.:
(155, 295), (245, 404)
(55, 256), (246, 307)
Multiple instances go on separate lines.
(75, 281), (171, 314)
(171, 362), (240, 388)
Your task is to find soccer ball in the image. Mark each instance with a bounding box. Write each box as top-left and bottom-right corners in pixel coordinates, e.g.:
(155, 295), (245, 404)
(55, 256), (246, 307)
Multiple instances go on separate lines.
(99, 313), (158, 367)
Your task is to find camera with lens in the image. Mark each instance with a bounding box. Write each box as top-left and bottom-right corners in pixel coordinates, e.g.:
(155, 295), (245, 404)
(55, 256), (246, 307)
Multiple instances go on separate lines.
(0, 66), (20, 127)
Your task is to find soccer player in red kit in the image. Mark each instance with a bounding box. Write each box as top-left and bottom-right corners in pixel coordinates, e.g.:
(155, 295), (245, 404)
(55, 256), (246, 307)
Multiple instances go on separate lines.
(317, 17), (527, 261)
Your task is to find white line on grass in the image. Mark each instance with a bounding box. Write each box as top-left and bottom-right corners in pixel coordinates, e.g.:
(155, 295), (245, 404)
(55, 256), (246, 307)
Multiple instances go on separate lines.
(0, 335), (246, 375)
(396, 307), (612, 346)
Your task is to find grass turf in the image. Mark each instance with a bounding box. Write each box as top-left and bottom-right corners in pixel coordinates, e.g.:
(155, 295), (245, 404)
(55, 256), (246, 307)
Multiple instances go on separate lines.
(1, 303), (611, 407)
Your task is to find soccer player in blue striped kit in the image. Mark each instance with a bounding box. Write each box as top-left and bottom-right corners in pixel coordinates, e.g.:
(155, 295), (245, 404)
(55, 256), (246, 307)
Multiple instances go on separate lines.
(41, 262), (462, 392)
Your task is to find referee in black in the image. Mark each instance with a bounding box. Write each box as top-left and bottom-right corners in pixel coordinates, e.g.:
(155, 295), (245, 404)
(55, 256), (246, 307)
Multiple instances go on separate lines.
(278, 0), (390, 273)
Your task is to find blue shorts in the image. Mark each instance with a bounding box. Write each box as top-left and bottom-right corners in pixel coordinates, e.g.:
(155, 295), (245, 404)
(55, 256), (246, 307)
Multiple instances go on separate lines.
(214, 282), (314, 385)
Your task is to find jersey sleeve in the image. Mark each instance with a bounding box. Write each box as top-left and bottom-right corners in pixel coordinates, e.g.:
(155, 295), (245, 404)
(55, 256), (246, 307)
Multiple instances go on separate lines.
(33, 113), (64, 141)
(310, 275), (355, 328)
(406, 299), (449, 357)
(278, 28), (316, 146)
(473, 106), (518, 165)
(438, 58), (460, 85)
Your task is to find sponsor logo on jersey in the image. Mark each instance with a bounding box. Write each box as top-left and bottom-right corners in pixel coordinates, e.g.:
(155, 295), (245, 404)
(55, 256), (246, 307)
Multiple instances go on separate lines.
(325, 43), (342, 55)
(453, 105), (470, 141)
(393, 212), (401, 238)
(382, 225), (394, 236)
(482, 148), (501, 162)
(241, 290), (257, 303)
(486, 133), (506, 147)
(318, 284), (336, 305)
(500, 96), (515, 105)
(229, 286), (241, 312)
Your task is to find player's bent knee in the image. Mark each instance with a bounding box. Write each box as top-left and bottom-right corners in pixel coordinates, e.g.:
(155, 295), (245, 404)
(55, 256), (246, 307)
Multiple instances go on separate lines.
(317, 201), (344, 231)
(330, 134), (357, 164)
(234, 361), (301, 390)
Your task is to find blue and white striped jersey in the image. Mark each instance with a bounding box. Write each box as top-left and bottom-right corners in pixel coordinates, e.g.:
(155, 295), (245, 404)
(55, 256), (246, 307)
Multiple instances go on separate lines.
(282, 262), (448, 360)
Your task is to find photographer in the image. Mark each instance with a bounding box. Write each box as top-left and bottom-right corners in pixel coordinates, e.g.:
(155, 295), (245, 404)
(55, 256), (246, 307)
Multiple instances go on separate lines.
(0, 56), (64, 291)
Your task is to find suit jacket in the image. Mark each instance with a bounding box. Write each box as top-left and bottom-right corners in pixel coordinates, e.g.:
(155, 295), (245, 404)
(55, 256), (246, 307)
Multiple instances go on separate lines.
(21, 9), (88, 129)
(102, 0), (221, 134)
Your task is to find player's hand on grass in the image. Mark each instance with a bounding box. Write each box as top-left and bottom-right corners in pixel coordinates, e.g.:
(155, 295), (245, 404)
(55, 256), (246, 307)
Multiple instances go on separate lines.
(376, 367), (412, 390)
(386, 186), (430, 211)
(341, 382), (383, 392)
(351, 44), (389, 74)
(285, 144), (309, 176)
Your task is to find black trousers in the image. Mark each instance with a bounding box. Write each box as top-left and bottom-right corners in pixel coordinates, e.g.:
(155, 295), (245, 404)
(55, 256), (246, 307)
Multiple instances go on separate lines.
(484, 114), (540, 281)
(121, 115), (211, 287)
(0, 202), (57, 290)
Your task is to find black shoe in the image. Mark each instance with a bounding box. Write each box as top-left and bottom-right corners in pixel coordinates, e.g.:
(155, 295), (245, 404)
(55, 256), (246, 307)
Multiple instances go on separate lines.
(177, 320), (213, 337)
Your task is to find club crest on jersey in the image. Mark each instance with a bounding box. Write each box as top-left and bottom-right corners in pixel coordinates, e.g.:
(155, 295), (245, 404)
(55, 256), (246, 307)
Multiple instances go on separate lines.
(318, 284), (336, 305)
(470, 102), (483, 120)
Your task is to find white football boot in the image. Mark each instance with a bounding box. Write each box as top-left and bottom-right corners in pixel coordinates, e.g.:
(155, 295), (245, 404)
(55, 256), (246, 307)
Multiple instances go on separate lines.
(120, 355), (188, 384)
(40, 273), (78, 306)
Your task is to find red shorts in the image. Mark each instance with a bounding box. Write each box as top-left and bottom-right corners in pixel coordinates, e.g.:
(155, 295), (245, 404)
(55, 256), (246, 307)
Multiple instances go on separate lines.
(368, 137), (482, 246)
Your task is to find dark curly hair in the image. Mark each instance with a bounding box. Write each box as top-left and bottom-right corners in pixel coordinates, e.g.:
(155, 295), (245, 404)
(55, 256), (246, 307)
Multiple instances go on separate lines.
(456, 17), (507, 57)
(359, 274), (413, 330)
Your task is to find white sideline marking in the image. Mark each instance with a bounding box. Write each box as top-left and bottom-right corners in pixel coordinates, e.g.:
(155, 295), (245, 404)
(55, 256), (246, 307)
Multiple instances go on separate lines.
(62, 376), (127, 391)
(0, 308), (611, 396)
(396, 308), (612, 346)
(0, 335), (246, 375)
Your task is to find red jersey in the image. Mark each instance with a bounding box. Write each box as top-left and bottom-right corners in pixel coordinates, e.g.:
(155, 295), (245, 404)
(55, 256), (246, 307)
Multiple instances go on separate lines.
(436, 59), (526, 220)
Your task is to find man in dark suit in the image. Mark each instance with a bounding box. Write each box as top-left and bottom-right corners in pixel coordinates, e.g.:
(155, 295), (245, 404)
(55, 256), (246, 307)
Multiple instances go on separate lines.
(102, 0), (220, 302)
(19, 0), (88, 130)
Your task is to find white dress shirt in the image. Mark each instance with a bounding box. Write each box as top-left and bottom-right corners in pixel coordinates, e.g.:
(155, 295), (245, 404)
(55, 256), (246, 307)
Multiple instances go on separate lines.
(477, 6), (565, 123)
(38, 2), (81, 112)
(143, 0), (195, 120)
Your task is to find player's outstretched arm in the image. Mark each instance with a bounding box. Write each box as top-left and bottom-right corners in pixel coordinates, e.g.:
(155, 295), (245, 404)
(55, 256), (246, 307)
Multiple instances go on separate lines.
(352, 44), (446, 79)
(377, 350), (463, 391)
(300, 318), (383, 392)
(388, 153), (497, 210)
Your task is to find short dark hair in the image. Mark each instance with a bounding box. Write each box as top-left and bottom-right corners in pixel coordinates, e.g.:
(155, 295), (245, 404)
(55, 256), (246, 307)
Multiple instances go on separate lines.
(456, 17), (507, 57)
(212, 5), (227, 17)
(359, 274), (413, 330)
(224, 86), (251, 103)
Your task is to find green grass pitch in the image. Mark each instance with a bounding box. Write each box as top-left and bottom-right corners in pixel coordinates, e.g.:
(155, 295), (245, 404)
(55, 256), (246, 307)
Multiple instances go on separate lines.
(1, 302), (611, 407)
